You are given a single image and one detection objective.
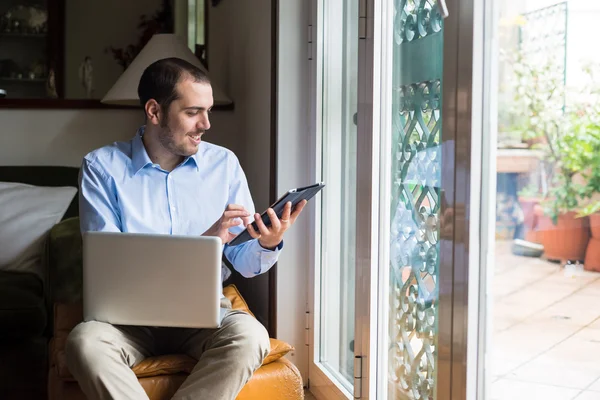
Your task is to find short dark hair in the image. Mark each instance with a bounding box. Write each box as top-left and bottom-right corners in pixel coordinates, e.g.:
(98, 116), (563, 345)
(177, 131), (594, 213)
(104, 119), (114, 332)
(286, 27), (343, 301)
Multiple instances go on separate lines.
(137, 57), (210, 115)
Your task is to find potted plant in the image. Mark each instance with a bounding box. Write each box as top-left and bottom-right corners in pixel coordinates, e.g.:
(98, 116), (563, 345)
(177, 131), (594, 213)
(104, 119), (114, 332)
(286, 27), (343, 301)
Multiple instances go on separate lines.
(566, 77), (600, 270)
(536, 132), (590, 262)
(579, 201), (600, 271)
(538, 64), (600, 263)
(501, 50), (596, 262)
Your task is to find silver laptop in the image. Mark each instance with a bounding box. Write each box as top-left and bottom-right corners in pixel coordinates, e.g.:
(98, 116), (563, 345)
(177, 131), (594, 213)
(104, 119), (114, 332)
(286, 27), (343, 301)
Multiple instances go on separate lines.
(82, 231), (223, 328)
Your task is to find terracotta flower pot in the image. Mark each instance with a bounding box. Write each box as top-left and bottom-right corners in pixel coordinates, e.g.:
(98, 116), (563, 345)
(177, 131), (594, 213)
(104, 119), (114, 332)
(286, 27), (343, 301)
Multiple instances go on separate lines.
(590, 213), (600, 239)
(518, 196), (542, 244)
(584, 214), (600, 272)
(585, 237), (600, 272)
(534, 208), (590, 262)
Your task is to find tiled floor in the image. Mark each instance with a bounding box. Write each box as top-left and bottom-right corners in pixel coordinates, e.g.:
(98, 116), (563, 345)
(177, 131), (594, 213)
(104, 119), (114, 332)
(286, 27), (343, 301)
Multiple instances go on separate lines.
(491, 241), (600, 400)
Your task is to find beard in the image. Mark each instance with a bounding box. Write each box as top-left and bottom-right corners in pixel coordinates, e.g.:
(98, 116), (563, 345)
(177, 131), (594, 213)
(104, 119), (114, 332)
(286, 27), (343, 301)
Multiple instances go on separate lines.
(157, 113), (204, 157)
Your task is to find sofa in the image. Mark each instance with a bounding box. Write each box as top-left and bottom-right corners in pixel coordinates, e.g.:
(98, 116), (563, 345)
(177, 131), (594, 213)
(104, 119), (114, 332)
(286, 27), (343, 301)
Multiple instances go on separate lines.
(0, 166), (80, 399)
(0, 166), (304, 400)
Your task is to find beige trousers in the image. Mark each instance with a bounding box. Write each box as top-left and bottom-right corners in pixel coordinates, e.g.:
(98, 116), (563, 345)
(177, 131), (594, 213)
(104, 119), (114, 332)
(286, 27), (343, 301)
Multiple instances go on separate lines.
(64, 307), (270, 400)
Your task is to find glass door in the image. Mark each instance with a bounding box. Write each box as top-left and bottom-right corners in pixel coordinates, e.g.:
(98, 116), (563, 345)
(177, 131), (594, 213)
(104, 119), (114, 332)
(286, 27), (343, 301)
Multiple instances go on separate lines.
(380, 0), (446, 398)
(308, 0), (358, 397)
(308, 0), (481, 398)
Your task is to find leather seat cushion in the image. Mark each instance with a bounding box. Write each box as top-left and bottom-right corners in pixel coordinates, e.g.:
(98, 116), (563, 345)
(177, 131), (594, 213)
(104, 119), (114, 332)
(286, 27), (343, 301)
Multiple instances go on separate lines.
(50, 357), (304, 400)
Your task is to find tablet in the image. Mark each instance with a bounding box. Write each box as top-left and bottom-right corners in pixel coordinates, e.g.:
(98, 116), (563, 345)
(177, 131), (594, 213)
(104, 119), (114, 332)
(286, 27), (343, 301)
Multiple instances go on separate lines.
(228, 182), (325, 246)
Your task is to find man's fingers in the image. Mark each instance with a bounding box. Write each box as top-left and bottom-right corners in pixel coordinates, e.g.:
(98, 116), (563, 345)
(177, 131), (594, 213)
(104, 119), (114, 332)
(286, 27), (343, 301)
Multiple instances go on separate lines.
(225, 231), (238, 244)
(247, 223), (261, 239)
(223, 218), (244, 228)
(225, 204), (247, 211)
(223, 210), (251, 220)
(281, 202), (292, 223)
(254, 213), (270, 236)
(266, 208), (281, 231)
(241, 214), (252, 227)
(290, 200), (307, 223)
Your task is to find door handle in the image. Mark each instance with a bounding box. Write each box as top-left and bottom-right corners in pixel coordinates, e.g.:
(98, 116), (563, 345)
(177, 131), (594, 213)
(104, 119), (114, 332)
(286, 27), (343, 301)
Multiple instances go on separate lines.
(439, 0), (449, 19)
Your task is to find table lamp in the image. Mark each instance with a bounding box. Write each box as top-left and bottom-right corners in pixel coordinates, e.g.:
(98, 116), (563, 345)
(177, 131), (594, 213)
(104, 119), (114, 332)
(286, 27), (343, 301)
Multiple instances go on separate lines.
(101, 34), (232, 107)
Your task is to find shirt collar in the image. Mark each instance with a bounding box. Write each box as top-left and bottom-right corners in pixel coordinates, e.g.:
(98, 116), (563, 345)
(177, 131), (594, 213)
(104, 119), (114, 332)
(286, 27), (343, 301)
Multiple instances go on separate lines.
(132, 126), (152, 174)
(186, 149), (201, 171)
(132, 126), (200, 174)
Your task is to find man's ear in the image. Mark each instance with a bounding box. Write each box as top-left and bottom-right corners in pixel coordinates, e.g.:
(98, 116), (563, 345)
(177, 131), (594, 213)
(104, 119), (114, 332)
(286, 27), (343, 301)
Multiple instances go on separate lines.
(144, 100), (162, 125)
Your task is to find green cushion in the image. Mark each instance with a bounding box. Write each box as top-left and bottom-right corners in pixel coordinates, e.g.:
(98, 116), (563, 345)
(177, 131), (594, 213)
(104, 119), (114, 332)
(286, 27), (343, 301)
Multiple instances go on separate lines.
(0, 271), (46, 338)
(48, 217), (83, 303)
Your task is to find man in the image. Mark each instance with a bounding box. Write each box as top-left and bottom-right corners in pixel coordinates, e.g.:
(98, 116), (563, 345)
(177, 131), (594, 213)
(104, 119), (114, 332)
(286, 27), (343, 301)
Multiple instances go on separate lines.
(65, 57), (306, 400)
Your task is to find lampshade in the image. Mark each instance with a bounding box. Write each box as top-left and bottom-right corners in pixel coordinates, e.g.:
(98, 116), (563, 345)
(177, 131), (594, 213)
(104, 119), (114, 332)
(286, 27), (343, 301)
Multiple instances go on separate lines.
(102, 34), (232, 106)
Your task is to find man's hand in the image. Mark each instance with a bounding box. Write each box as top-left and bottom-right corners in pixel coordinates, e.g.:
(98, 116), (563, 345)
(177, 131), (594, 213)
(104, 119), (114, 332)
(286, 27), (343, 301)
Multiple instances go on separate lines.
(246, 200), (307, 250)
(203, 204), (251, 244)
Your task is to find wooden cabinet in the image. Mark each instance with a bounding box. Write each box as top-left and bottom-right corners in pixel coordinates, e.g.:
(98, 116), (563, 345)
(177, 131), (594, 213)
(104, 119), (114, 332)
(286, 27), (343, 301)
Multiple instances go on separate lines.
(0, 0), (63, 100)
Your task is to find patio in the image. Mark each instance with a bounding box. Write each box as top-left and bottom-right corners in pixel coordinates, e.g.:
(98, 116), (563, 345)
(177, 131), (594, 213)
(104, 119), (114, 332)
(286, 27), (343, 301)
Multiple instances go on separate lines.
(491, 240), (600, 399)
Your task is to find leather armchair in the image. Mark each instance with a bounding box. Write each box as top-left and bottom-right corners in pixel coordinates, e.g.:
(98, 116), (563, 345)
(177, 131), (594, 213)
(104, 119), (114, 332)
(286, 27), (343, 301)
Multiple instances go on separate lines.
(46, 217), (304, 400)
(48, 285), (304, 400)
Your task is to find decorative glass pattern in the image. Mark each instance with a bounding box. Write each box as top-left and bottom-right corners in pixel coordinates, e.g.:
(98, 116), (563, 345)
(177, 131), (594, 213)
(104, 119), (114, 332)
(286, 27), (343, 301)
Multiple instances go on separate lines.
(519, 2), (567, 58)
(388, 1), (443, 399)
(519, 2), (568, 97)
(394, 0), (443, 44)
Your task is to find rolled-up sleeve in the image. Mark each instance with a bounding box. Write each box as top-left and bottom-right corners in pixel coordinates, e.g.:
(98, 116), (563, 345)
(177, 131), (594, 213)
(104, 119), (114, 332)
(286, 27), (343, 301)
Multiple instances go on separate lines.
(79, 159), (121, 233)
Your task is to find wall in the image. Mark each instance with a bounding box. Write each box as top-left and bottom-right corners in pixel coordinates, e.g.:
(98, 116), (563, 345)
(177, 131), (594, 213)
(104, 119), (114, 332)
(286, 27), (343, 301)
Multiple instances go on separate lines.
(208, 0), (273, 212)
(205, 0), (275, 338)
(65, 0), (163, 99)
(0, 109), (238, 167)
(276, 0), (311, 383)
(564, 0), (600, 89)
(0, 110), (141, 165)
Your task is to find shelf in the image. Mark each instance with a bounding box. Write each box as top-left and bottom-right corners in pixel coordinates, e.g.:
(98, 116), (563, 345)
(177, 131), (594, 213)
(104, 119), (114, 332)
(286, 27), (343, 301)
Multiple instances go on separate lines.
(497, 149), (544, 174)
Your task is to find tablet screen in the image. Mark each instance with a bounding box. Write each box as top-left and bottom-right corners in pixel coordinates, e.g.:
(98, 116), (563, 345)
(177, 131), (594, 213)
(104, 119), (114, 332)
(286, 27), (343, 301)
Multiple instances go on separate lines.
(228, 182), (325, 246)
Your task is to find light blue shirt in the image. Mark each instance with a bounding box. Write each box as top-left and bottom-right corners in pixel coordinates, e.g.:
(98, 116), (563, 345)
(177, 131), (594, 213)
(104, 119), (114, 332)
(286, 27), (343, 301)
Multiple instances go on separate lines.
(78, 126), (281, 279)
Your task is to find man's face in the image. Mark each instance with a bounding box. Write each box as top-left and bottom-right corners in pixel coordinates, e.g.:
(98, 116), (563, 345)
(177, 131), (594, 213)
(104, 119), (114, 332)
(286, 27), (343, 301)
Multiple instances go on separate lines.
(157, 78), (214, 157)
